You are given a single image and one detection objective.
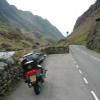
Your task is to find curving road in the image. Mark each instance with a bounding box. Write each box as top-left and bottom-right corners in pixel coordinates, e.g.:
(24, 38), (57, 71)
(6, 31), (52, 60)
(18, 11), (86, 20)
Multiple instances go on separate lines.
(4, 54), (92, 100)
(70, 45), (100, 100)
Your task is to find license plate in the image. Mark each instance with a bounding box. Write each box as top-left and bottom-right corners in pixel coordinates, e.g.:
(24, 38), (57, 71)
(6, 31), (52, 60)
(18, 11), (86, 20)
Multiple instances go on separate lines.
(30, 75), (36, 82)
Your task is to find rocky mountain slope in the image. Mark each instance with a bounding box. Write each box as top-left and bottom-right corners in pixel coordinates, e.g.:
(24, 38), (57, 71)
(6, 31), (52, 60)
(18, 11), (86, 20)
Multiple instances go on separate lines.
(59, 0), (100, 52)
(0, 0), (64, 52)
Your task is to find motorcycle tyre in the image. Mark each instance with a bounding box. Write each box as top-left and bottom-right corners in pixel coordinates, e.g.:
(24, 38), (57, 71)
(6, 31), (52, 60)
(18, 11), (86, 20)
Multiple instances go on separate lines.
(34, 84), (41, 95)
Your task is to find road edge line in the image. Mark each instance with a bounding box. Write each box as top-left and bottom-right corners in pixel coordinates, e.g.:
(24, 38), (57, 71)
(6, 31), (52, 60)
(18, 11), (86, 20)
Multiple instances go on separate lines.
(91, 91), (99, 100)
(83, 77), (88, 84)
(79, 69), (83, 75)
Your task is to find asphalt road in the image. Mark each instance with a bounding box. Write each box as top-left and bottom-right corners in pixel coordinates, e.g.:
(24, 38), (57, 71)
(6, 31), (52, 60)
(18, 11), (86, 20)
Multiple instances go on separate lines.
(70, 45), (100, 100)
(4, 54), (92, 100)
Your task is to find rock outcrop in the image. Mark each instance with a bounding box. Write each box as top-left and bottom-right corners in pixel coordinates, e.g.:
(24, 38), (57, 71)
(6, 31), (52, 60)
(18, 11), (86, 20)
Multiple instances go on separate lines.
(87, 18), (100, 52)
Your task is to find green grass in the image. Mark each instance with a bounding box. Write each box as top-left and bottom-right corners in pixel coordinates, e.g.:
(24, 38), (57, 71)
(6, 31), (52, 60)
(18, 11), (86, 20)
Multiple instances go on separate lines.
(69, 31), (89, 45)
(57, 31), (90, 47)
(0, 25), (31, 51)
(0, 25), (34, 59)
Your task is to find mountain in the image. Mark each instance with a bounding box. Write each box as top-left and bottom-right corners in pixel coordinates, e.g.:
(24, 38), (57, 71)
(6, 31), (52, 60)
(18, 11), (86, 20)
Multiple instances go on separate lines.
(59, 0), (100, 52)
(0, 0), (64, 42)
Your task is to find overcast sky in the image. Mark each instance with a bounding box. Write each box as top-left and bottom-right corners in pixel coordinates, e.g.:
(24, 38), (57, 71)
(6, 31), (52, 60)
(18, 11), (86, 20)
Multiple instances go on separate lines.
(7, 0), (96, 36)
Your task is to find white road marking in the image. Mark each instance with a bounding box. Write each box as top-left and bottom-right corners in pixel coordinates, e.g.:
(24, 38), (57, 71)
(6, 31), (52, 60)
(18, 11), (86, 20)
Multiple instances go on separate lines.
(79, 69), (83, 75)
(91, 91), (99, 100)
(83, 77), (88, 84)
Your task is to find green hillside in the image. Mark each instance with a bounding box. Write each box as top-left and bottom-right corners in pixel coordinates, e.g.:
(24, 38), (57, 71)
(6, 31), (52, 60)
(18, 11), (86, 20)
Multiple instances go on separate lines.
(0, 0), (64, 42)
(0, 0), (64, 57)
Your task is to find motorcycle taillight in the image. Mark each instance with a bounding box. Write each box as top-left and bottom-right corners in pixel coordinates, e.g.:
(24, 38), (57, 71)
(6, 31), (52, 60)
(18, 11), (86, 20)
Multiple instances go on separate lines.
(25, 69), (40, 77)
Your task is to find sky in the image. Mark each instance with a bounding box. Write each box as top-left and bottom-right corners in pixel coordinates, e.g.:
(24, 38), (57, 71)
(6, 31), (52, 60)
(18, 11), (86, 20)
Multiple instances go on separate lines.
(7, 0), (96, 36)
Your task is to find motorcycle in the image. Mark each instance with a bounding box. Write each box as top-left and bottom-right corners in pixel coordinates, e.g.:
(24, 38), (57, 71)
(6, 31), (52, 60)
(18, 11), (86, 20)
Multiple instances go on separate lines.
(24, 64), (47, 95)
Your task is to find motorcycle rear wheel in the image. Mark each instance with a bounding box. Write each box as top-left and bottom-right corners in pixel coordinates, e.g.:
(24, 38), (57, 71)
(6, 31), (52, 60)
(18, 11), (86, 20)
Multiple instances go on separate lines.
(34, 84), (41, 95)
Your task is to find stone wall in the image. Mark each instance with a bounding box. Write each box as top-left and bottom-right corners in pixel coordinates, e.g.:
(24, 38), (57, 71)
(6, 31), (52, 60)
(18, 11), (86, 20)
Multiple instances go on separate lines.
(41, 46), (69, 54)
(0, 58), (22, 96)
